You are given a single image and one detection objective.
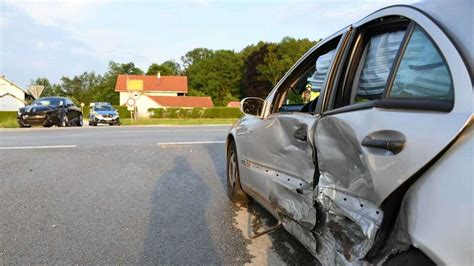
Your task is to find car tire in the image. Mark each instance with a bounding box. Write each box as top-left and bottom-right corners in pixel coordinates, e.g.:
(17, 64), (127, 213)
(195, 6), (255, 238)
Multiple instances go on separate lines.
(226, 140), (249, 204)
(58, 113), (68, 127)
(76, 114), (83, 127)
(383, 248), (435, 266)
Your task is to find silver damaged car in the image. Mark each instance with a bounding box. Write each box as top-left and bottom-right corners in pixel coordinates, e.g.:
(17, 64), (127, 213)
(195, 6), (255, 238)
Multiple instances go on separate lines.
(226, 1), (473, 265)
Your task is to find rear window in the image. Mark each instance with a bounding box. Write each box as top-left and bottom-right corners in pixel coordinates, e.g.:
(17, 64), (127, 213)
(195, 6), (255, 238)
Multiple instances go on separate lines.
(388, 26), (453, 100)
(354, 30), (406, 102)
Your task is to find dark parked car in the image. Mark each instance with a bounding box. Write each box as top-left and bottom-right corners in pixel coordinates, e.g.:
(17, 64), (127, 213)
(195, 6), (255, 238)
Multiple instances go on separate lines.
(17, 97), (83, 128)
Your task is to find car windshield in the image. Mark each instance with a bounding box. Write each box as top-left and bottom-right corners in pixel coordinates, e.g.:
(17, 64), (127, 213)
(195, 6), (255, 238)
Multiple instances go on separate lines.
(94, 105), (114, 111)
(32, 98), (63, 106)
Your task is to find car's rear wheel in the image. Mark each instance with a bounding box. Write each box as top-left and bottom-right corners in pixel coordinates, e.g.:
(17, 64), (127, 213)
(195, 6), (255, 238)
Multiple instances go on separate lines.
(58, 114), (68, 127)
(227, 140), (249, 204)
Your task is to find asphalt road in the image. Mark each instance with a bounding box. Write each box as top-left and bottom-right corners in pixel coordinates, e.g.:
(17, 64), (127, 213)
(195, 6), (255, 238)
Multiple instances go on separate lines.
(0, 125), (316, 264)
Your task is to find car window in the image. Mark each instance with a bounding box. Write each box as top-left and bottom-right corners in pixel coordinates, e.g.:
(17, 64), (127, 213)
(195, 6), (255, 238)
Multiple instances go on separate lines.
(388, 26), (453, 100)
(32, 98), (63, 106)
(276, 46), (338, 113)
(351, 30), (406, 103)
(94, 105), (114, 111)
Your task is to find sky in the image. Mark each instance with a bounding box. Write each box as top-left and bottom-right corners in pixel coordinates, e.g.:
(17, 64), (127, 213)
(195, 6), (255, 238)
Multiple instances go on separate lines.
(0, 0), (416, 88)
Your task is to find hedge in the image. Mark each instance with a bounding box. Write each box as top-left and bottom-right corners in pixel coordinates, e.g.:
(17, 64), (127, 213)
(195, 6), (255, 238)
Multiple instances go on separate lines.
(0, 111), (17, 121)
(148, 107), (242, 119)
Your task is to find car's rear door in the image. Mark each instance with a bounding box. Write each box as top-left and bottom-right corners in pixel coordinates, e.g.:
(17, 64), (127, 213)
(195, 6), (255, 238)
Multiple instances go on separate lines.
(312, 13), (472, 263)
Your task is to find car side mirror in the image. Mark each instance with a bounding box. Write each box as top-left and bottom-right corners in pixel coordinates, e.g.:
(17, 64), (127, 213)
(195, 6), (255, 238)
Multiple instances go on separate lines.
(240, 97), (265, 117)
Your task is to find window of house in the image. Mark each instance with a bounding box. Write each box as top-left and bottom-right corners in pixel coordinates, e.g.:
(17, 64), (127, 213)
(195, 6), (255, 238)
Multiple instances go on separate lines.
(388, 26), (453, 100)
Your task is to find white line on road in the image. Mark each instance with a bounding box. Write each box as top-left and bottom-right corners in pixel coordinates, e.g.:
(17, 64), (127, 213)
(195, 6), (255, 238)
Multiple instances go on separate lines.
(0, 145), (77, 150)
(157, 141), (226, 147)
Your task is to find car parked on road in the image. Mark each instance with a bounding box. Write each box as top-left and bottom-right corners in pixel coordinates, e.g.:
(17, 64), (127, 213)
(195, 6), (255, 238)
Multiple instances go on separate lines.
(88, 102), (120, 126)
(17, 97), (83, 127)
(226, 2), (472, 265)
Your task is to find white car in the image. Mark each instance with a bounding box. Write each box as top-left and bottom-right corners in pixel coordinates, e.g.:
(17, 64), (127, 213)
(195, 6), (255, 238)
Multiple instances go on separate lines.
(226, 1), (472, 265)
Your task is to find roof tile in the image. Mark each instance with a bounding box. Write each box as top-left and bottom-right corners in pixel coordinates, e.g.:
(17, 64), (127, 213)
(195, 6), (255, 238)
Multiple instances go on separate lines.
(115, 75), (188, 93)
(148, 96), (214, 108)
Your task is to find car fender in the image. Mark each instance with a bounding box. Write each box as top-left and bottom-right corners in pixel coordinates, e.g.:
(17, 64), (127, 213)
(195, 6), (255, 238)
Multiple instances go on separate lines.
(400, 124), (473, 265)
(227, 120), (251, 192)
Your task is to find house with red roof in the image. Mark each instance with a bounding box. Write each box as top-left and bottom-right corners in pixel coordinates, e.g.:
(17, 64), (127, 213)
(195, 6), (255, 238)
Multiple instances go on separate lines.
(115, 74), (213, 116)
(226, 101), (240, 108)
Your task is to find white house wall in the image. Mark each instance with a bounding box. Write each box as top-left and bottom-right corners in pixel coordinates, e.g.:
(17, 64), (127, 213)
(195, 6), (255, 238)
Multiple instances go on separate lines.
(0, 78), (25, 111)
(0, 94), (24, 111)
(135, 95), (160, 117)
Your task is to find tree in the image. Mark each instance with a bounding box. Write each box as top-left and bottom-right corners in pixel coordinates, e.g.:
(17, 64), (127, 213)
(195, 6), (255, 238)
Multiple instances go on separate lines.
(60, 72), (102, 104)
(186, 49), (243, 106)
(256, 37), (316, 87)
(181, 48), (214, 70)
(91, 61), (145, 105)
(31, 77), (65, 97)
(240, 43), (273, 99)
(146, 60), (181, 76)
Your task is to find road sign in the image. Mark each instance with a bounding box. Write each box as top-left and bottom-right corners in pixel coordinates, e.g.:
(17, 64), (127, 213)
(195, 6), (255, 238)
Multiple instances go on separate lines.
(28, 85), (44, 99)
(126, 98), (136, 107)
(126, 79), (143, 91)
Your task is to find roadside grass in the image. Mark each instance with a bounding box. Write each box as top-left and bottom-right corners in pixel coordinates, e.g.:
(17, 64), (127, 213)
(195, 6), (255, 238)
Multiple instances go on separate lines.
(0, 118), (237, 128)
(121, 118), (238, 125)
(0, 117), (19, 128)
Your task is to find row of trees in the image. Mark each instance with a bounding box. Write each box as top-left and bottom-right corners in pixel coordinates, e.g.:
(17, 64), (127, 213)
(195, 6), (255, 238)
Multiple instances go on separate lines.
(33, 37), (318, 106)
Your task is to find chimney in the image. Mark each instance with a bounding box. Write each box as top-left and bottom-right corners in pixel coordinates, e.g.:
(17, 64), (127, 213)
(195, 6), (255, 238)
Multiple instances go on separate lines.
(157, 72), (161, 79)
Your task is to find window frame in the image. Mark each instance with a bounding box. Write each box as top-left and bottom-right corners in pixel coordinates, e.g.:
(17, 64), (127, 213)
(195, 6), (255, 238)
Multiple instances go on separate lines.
(326, 16), (455, 116)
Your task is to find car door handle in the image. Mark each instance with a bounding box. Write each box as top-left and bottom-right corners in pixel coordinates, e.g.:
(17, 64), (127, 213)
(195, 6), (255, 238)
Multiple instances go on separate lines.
(361, 136), (405, 154)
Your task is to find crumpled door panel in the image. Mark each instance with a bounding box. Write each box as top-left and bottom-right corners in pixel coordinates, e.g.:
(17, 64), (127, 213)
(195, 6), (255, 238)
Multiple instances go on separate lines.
(313, 116), (383, 265)
(243, 113), (319, 254)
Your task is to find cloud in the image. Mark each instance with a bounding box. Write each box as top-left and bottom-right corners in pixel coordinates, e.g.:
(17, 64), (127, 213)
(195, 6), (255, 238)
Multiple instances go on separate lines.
(4, 0), (111, 28)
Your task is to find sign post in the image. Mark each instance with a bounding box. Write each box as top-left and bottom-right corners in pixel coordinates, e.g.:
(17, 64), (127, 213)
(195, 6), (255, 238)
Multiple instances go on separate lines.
(27, 85), (44, 99)
(126, 75), (143, 123)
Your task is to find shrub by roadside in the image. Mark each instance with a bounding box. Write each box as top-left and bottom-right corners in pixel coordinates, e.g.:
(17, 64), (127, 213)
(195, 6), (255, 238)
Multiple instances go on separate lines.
(148, 107), (242, 119)
(0, 111), (18, 128)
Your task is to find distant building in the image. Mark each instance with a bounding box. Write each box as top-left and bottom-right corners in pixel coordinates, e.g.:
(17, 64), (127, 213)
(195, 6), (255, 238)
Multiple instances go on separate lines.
(0, 75), (27, 111)
(226, 101), (240, 108)
(115, 74), (213, 116)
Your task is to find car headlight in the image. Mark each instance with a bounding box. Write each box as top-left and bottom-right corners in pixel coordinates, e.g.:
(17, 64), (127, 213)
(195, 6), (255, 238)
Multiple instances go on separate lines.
(17, 110), (21, 116)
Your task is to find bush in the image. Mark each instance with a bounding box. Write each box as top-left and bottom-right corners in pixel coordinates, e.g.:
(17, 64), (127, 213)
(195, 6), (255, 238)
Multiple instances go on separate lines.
(203, 107), (242, 118)
(148, 107), (242, 119)
(0, 111), (17, 122)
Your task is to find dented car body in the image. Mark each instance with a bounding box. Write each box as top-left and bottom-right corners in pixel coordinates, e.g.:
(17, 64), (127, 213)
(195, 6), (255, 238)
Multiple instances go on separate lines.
(226, 2), (473, 265)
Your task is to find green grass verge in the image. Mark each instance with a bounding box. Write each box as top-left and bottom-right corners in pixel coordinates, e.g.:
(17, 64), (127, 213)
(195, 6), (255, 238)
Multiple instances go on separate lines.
(0, 117), (19, 128)
(0, 118), (237, 128)
(121, 118), (238, 125)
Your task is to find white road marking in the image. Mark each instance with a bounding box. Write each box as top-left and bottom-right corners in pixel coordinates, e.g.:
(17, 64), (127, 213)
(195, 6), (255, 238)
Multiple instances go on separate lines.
(0, 145), (77, 150)
(157, 141), (226, 147)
